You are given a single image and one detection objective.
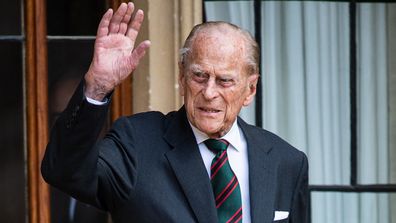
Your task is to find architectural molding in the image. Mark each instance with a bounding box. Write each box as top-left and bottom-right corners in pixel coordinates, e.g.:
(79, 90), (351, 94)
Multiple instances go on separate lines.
(133, 0), (202, 114)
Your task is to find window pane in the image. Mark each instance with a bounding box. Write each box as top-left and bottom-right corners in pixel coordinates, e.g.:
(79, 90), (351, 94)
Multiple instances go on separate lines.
(47, 0), (106, 36)
(48, 40), (94, 121)
(0, 42), (25, 222)
(390, 4), (396, 185)
(260, 1), (350, 185)
(357, 3), (396, 184)
(0, 0), (21, 34)
(312, 192), (396, 223)
(48, 40), (108, 223)
(204, 0), (256, 125)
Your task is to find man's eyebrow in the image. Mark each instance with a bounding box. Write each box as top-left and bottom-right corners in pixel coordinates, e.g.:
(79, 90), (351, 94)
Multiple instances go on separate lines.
(216, 73), (236, 79)
(189, 64), (202, 71)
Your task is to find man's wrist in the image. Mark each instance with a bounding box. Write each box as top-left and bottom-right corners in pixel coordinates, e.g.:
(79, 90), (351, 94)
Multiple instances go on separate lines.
(84, 70), (114, 101)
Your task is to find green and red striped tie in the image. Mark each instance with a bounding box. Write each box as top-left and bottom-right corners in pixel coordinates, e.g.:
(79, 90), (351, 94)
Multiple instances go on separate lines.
(205, 139), (242, 223)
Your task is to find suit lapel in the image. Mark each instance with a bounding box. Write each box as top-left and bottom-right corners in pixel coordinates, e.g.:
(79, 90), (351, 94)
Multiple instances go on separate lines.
(238, 118), (276, 222)
(163, 110), (277, 222)
(163, 107), (217, 223)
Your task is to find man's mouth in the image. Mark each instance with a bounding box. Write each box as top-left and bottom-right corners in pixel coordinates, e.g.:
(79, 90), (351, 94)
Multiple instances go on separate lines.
(199, 107), (221, 113)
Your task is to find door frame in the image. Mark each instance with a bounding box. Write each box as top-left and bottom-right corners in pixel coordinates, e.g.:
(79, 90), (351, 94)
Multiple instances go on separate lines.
(25, 0), (132, 222)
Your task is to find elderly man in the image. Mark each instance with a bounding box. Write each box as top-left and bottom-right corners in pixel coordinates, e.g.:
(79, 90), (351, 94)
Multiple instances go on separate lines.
(42, 3), (308, 223)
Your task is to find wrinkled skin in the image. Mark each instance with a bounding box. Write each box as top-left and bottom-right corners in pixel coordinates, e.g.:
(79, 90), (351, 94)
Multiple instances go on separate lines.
(179, 29), (259, 138)
(84, 2), (150, 101)
(84, 3), (258, 139)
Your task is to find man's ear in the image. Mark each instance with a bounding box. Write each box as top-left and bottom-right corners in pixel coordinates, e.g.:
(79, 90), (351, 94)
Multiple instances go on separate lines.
(243, 74), (259, 106)
(178, 62), (186, 97)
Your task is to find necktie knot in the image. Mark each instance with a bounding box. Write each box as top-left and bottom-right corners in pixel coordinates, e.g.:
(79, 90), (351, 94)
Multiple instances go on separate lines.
(204, 139), (229, 154)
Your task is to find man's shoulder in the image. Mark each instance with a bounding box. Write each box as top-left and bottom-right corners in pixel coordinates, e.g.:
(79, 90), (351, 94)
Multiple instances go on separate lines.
(238, 117), (305, 158)
(127, 110), (170, 121)
(111, 109), (183, 132)
(115, 110), (176, 127)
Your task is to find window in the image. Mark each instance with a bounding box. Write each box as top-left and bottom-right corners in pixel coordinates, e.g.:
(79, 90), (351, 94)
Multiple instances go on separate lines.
(0, 0), (133, 222)
(47, 1), (110, 222)
(204, 1), (396, 222)
(0, 1), (24, 221)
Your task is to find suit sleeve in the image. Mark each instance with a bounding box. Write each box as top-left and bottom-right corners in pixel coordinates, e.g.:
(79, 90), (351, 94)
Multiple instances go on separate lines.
(41, 80), (136, 211)
(290, 152), (309, 223)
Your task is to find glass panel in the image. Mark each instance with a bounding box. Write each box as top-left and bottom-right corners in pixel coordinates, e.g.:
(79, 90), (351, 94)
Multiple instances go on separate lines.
(0, 42), (25, 221)
(48, 40), (108, 223)
(311, 192), (396, 223)
(390, 4), (396, 185)
(260, 1), (350, 185)
(48, 40), (94, 125)
(357, 3), (396, 184)
(47, 0), (107, 36)
(0, 0), (21, 35)
(204, 0), (256, 125)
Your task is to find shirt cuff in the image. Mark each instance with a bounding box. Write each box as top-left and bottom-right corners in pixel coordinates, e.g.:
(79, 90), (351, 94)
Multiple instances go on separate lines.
(86, 96), (108, 105)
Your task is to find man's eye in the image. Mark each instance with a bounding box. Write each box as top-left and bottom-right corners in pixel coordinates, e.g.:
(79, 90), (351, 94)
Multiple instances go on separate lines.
(218, 78), (234, 86)
(192, 72), (207, 82)
(195, 72), (204, 78)
(220, 78), (232, 82)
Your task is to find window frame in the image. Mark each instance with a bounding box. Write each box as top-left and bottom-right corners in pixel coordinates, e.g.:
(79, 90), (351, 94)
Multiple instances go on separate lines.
(0, 0), (135, 222)
(202, 0), (396, 222)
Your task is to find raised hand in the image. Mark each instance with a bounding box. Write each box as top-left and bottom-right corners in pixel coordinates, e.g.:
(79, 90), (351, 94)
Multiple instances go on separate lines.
(84, 2), (150, 101)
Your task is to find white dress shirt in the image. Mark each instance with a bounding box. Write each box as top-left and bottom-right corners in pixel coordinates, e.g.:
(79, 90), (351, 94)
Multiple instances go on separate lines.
(86, 96), (251, 221)
(189, 121), (251, 223)
(86, 96), (108, 105)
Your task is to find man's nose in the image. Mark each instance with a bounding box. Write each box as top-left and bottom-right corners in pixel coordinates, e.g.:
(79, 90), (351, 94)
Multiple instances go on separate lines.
(202, 80), (219, 100)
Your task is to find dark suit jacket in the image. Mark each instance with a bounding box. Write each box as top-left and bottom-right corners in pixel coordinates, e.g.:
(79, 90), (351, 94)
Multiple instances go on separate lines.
(42, 82), (308, 223)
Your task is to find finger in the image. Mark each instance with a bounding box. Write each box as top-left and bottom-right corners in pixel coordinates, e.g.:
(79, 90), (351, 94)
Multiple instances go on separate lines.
(128, 40), (151, 69)
(109, 3), (128, 34)
(126, 9), (144, 41)
(96, 9), (113, 37)
(119, 2), (135, 35)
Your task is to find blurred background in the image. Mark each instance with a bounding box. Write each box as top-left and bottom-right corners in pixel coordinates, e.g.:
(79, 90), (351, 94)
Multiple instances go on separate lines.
(0, 0), (394, 222)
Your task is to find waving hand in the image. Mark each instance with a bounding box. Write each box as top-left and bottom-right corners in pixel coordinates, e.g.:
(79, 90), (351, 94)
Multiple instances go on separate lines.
(85, 2), (150, 101)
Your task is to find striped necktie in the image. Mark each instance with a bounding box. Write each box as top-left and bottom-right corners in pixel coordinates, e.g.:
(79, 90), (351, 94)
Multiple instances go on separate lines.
(204, 139), (242, 223)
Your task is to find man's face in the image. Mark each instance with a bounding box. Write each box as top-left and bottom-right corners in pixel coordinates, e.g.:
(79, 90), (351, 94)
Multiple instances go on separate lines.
(179, 30), (258, 138)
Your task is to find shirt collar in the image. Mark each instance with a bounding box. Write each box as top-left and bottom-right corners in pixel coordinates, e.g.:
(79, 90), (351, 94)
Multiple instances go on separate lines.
(189, 120), (243, 152)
